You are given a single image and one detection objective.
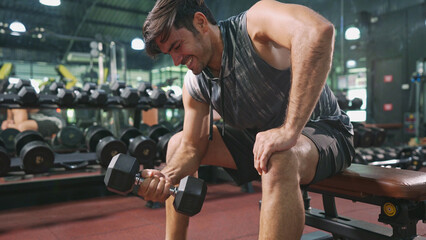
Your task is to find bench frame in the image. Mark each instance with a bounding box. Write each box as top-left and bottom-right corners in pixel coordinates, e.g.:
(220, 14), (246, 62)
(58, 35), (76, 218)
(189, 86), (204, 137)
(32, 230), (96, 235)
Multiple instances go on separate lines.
(303, 164), (426, 240)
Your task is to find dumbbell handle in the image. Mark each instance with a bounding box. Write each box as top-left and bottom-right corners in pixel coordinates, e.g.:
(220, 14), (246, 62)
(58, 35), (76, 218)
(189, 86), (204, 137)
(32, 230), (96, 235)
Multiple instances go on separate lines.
(134, 172), (178, 196)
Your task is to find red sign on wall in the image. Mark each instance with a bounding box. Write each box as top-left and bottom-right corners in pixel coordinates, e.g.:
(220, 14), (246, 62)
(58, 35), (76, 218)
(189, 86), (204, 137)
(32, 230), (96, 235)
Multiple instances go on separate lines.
(383, 103), (393, 111)
(384, 75), (393, 83)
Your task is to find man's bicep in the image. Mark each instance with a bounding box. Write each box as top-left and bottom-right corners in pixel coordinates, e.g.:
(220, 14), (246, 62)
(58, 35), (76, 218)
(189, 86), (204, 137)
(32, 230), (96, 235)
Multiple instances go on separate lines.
(181, 85), (210, 151)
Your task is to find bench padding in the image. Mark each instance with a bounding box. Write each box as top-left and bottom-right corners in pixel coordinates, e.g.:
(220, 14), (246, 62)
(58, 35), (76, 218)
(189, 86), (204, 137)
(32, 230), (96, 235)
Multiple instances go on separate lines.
(309, 164), (426, 201)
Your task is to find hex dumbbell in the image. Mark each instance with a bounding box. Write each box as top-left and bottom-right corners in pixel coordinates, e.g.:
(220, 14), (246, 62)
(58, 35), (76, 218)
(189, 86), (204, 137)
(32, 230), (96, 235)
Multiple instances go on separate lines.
(85, 126), (127, 168)
(0, 138), (11, 176)
(137, 82), (167, 108)
(0, 79), (38, 106)
(14, 130), (55, 174)
(104, 153), (207, 216)
(52, 126), (84, 150)
(119, 127), (157, 167)
(108, 81), (139, 107)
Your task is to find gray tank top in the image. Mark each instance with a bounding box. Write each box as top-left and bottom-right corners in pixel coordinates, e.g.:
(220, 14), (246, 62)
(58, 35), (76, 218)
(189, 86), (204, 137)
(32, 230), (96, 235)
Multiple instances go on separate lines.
(185, 12), (353, 135)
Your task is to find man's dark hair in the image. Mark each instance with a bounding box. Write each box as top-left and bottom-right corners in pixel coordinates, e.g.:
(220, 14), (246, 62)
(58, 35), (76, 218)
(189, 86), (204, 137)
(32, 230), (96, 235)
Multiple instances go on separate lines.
(143, 0), (217, 57)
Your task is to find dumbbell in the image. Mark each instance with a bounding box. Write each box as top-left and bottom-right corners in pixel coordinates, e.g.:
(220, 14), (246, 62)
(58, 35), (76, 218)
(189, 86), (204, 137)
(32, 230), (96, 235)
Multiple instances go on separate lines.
(348, 97), (363, 110)
(354, 125), (373, 148)
(166, 89), (183, 108)
(104, 153), (207, 216)
(14, 130), (55, 174)
(52, 126), (84, 149)
(0, 138), (11, 176)
(108, 81), (139, 107)
(39, 82), (76, 106)
(370, 127), (386, 147)
(0, 128), (20, 153)
(138, 82), (167, 108)
(119, 127), (157, 167)
(148, 124), (175, 163)
(0, 79), (38, 106)
(81, 83), (108, 106)
(85, 126), (127, 168)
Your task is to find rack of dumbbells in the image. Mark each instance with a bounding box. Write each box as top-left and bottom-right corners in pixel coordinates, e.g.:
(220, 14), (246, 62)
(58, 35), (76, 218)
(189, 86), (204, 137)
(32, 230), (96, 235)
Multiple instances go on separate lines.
(0, 78), (184, 205)
(352, 122), (425, 170)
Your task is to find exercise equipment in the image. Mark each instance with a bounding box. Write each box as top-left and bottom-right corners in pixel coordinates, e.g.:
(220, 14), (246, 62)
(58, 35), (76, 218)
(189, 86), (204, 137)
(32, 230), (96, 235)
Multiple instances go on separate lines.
(85, 126), (127, 168)
(166, 89), (183, 108)
(119, 127), (156, 167)
(148, 124), (173, 163)
(104, 153), (207, 216)
(0, 79), (38, 106)
(138, 82), (167, 108)
(107, 81), (139, 107)
(39, 82), (75, 106)
(0, 128), (20, 153)
(14, 130), (54, 174)
(52, 126), (84, 149)
(303, 164), (426, 240)
(81, 83), (108, 106)
(0, 138), (10, 176)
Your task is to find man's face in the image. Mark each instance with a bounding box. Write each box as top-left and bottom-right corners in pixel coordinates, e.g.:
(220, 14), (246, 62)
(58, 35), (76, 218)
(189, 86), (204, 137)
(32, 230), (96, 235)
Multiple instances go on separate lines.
(155, 26), (210, 75)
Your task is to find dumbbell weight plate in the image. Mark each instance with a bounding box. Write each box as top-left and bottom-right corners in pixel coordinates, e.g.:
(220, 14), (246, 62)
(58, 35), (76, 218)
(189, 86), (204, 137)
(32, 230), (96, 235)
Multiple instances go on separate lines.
(129, 136), (156, 165)
(20, 141), (54, 174)
(0, 138), (10, 176)
(15, 130), (45, 155)
(86, 126), (113, 152)
(58, 126), (84, 148)
(139, 123), (150, 136)
(148, 125), (171, 143)
(157, 132), (174, 163)
(0, 128), (20, 153)
(96, 136), (127, 168)
(119, 127), (142, 146)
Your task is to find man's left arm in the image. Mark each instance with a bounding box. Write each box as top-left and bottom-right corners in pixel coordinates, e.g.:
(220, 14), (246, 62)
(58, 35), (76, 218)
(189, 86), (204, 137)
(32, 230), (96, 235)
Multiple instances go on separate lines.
(247, 1), (335, 174)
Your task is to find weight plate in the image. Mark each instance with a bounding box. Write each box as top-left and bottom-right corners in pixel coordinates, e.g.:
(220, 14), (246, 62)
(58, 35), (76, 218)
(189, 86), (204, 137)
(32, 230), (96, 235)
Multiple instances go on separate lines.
(20, 141), (54, 174)
(0, 128), (20, 152)
(148, 125), (171, 142)
(15, 130), (44, 155)
(129, 136), (156, 165)
(157, 133), (174, 163)
(58, 126), (84, 148)
(0, 146), (11, 176)
(86, 127), (113, 152)
(96, 136), (127, 168)
(119, 127), (142, 146)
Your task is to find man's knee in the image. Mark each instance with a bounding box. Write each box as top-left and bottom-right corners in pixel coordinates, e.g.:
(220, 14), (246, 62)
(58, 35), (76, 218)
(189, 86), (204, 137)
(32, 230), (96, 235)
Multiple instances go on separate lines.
(264, 150), (301, 186)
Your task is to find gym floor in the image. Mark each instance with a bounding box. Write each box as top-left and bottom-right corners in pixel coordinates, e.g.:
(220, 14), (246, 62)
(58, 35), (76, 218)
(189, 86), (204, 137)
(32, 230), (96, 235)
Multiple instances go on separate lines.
(0, 172), (425, 240)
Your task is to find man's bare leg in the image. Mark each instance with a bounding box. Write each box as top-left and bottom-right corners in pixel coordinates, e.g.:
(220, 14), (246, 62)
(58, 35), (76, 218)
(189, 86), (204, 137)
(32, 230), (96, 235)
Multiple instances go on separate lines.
(165, 126), (236, 240)
(259, 135), (319, 240)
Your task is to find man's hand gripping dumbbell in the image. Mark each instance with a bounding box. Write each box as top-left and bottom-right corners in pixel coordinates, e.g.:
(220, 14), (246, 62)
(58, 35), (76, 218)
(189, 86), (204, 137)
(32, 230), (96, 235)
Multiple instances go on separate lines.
(104, 153), (207, 216)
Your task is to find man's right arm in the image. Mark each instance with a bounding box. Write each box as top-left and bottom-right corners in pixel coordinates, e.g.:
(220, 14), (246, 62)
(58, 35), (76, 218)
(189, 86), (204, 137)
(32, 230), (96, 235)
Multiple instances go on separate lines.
(138, 79), (211, 202)
(160, 83), (211, 185)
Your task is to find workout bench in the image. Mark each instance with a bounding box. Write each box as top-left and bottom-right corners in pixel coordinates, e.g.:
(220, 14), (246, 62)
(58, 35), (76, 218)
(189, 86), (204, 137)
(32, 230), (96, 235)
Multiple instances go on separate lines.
(304, 163), (426, 240)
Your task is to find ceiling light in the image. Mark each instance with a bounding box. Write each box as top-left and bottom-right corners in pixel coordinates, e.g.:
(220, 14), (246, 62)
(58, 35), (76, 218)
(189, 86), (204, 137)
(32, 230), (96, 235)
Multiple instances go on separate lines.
(345, 27), (360, 40)
(346, 60), (357, 68)
(131, 38), (145, 50)
(9, 21), (26, 33)
(39, 0), (61, 7)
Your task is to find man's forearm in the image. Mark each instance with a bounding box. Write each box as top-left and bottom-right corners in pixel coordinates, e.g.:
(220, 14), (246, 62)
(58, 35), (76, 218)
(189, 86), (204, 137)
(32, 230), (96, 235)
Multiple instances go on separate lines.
(161, 144), (203, 185)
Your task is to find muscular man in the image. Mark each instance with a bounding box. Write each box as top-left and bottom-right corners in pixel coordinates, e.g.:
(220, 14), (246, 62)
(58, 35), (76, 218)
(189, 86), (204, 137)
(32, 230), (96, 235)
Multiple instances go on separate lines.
(139, 0), (355, 239)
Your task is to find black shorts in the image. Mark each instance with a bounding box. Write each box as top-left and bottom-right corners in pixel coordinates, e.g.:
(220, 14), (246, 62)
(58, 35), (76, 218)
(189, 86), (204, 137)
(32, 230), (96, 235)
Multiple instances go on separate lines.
(29, 114), (63, 138)
(216, 120), (355, 185)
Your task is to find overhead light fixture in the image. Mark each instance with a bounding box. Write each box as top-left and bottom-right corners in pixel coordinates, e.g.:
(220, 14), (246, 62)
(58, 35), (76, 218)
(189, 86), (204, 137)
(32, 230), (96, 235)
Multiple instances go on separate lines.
(346, 60), (357, 68)
(345, 26), (360, 40)
(39, 0), (61, 7)
(9, 21), (26, 33)
(131, 38), (145, 50)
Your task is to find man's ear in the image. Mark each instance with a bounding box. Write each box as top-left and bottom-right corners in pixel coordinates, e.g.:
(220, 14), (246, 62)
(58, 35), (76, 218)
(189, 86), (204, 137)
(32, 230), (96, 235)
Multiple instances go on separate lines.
(193, 12), (208, 33)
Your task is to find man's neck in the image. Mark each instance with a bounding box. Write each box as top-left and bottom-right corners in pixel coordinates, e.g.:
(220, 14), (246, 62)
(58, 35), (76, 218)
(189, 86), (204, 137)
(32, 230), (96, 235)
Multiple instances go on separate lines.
(206, 25), (223, 78)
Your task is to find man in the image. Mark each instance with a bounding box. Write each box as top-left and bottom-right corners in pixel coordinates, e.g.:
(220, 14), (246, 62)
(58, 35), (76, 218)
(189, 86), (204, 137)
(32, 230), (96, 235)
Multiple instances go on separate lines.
(138, 0), (354, 239)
